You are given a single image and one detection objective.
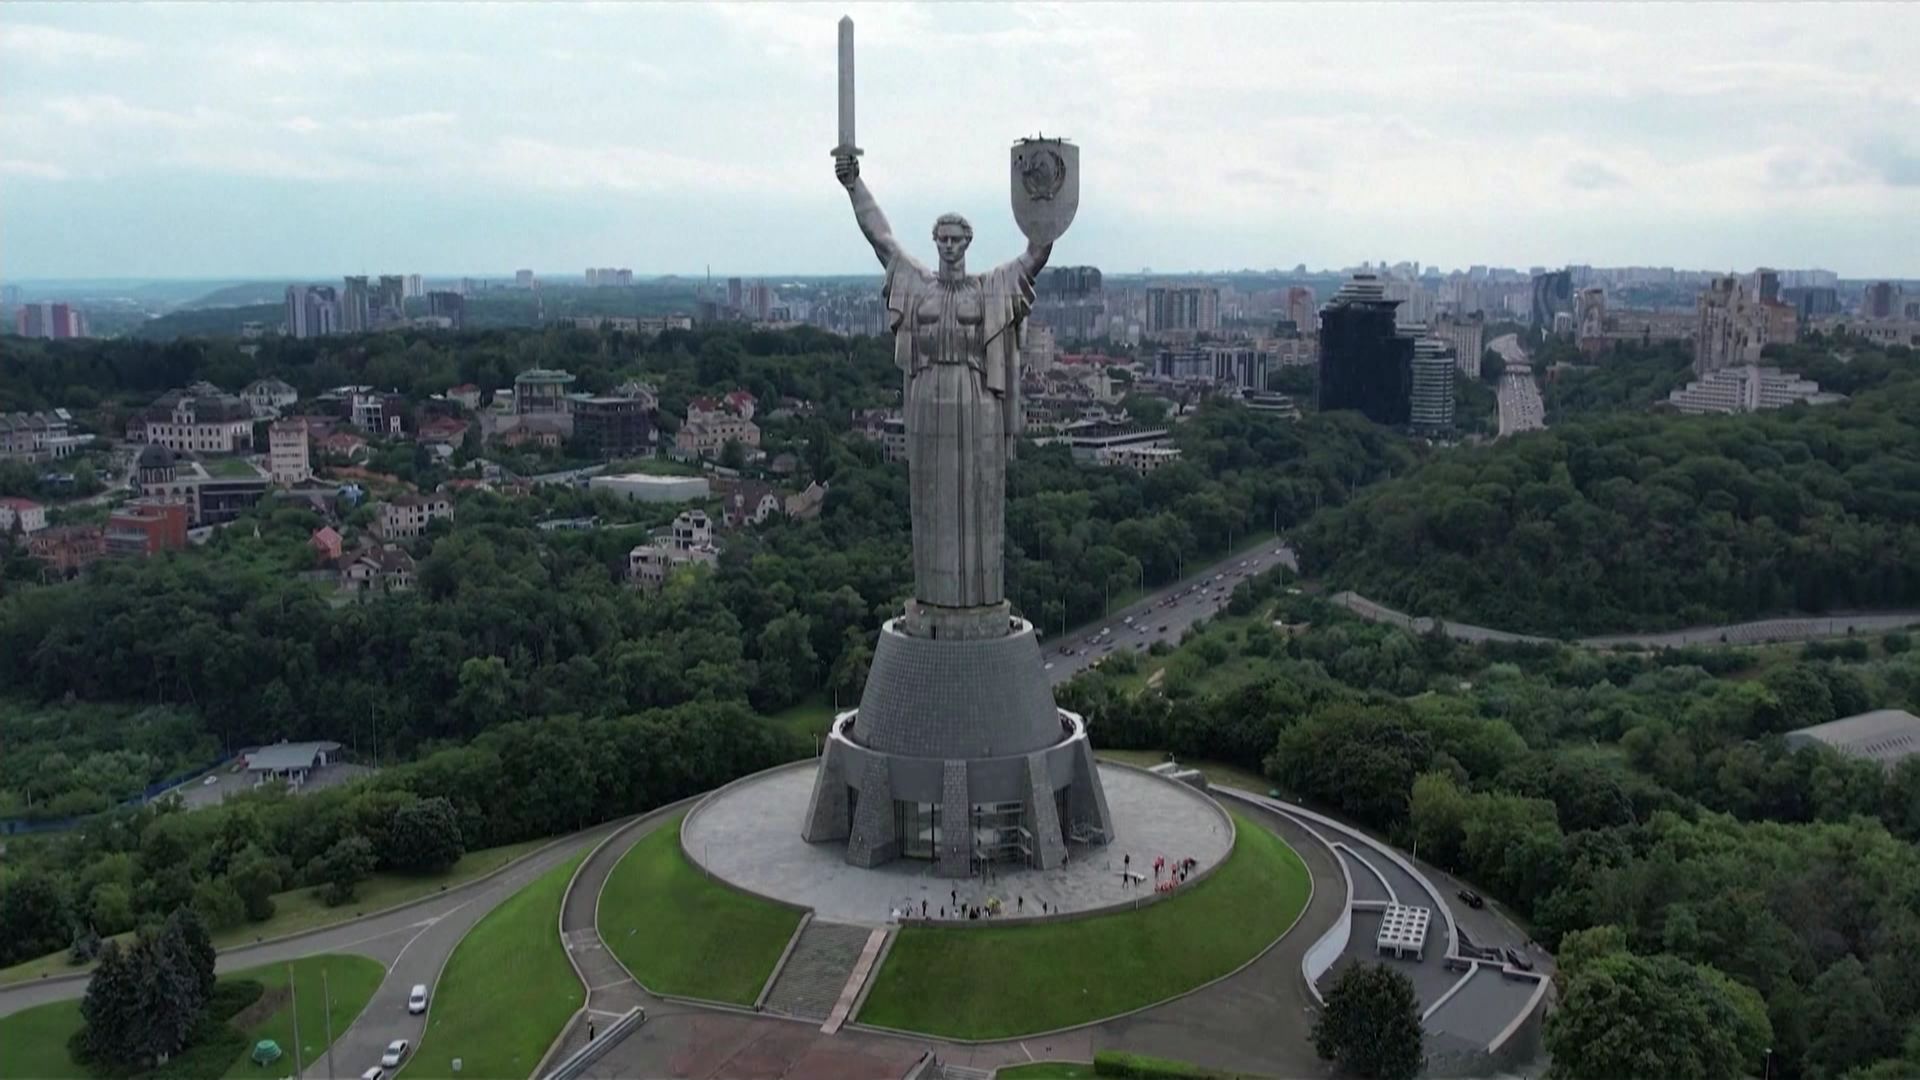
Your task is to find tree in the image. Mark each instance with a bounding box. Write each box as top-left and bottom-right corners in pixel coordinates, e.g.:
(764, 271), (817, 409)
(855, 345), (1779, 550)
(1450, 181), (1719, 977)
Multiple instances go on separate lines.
(163, 906), (217, 1004)
(80, 930), (204, 1068)
(228, 848), (282, 922)
(190, 877), (246, 931)
(1312, 963), (1424, 1080)
(311, 835), (377, 906)
(1547, 953), (1769, 1080)
(385, 796), (465, 873)
(1803, 956), (1895, 1079)
(0, 870), (70, 967)
(720, 438), (747, 471)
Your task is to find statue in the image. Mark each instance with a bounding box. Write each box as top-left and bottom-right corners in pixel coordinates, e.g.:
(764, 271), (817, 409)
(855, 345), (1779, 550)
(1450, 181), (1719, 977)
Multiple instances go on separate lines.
(803, 18), (1110, 874)
(831, 19), (1078, 628)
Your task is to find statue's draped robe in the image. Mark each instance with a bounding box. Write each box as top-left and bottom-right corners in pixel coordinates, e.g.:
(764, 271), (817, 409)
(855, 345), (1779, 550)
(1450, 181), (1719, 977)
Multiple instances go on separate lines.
(884, 251), (1035, 610)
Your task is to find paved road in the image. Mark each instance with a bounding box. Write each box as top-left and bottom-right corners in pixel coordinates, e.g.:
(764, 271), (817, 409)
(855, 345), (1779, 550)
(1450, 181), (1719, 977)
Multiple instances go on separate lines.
(1331, 590), (1920, 648)
(1044, 543), (1299, 684)
(0, 822), (617, 1079)
(1490, 334), (1545, 438)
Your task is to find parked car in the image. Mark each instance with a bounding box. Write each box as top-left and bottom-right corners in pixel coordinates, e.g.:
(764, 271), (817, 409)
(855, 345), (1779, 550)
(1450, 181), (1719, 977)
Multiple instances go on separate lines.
(1504, 946), (1534, 971)
(407, 984), (429, 1014)
(381, 1040), (410, 1067)
(202, 775), (220, 786)
(1456, 888), (1485, 910)
(1158, 625), (1169, 632)
(360, 1068), (383, 1080)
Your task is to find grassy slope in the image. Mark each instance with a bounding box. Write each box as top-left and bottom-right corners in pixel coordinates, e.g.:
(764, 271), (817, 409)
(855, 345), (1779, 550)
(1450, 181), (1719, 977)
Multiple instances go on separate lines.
(0, 954), (382, 1080)
(858, 812), (1310, 1039)
(400, 852), (586, 1080)
(0, 837), (548, 987)
(597, 816), (803, 1004)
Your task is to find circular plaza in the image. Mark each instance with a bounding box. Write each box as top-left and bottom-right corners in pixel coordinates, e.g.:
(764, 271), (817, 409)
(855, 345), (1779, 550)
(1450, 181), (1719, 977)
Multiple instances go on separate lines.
(682, 760), (1235, 925)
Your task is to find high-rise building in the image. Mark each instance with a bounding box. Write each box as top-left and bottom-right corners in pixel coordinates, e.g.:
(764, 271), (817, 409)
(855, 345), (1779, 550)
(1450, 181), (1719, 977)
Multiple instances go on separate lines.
(726, 277), (744, 311)
(1782, 286), (1841, 320)
(1144, 285), (1219, 340)
(1032, 266), (1106, 342)
(404, 274), (426, 299)
(427, 291), (466, 330)
(747, 281), (773, 320)
(1530, 270), (1573, 332)
(1317, 274), (1413, 426)
(1431, 312), (1485, 378)
(376, 276), (405, 322)
(1285, 286), (1317, 334)
(1864, 281), (1897, 319)
(341, 276), (372, 333)
(1410, 338), (1456, 435)
(13, 302), (88, 340)
(1694, 275), (1798, 376)
(515, 269), (536, 289)
(285, 285), (339, 339)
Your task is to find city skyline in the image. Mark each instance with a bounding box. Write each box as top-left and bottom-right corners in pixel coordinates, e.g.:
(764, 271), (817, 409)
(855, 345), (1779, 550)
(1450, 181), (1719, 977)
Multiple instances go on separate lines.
(3, 3), (1919, 278)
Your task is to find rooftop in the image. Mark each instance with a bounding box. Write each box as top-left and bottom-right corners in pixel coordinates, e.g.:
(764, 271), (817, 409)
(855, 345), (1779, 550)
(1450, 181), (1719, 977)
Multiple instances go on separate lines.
(245, 741), (343, 772)
(1786, 709), (1920, 767)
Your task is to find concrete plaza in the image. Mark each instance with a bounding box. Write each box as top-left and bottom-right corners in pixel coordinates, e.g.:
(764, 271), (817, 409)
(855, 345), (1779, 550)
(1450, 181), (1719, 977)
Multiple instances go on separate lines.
(684, 762), (1233, 926)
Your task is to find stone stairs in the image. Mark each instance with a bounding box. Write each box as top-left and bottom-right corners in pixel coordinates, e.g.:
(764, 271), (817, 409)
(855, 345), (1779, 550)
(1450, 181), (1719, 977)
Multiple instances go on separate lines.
(762, 920), (874, 1021)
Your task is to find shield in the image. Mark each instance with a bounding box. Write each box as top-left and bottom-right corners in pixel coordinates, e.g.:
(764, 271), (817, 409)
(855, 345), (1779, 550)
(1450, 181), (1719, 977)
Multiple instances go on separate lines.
(1010, 138), (1079, 245)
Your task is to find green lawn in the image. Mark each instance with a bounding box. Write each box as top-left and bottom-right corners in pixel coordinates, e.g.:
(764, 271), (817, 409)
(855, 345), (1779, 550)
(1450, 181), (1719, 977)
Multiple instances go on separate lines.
(598, 816), (803, 1004)
(996, 1063), (1097, 1079)
(858, 811), (1310, 1039)
(401, 851), (585, 1080)
(767, 693), (838, 743)
(1097, 749), (1274, 797)
(0, 954), (382, 1080)
(199, 456), (263, 478)
(1, 837), (549, 987)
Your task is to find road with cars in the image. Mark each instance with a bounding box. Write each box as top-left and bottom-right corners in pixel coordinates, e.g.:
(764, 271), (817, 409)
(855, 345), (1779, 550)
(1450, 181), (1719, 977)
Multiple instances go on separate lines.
(1044, 543), (1299, 684)
(0, 821), (619, 1080)
(1490, 333), (1546, 438)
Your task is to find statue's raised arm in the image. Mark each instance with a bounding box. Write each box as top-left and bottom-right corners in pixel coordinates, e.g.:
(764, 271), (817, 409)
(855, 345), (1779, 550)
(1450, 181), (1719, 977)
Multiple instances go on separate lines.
(835, 154), (902, 270)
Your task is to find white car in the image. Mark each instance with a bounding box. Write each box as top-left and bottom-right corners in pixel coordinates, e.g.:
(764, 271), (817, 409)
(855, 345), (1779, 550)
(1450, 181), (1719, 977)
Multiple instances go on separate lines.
(381, 1040), (410, 1067)
(201, 775), (219, 786)
(407, 984), (428, 1014)
(360, 1068), (383, 1080)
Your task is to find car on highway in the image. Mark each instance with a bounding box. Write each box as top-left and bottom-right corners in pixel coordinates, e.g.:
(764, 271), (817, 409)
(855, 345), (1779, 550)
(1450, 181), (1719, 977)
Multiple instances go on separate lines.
(360, 1068), (384, 1080)
(202, 775), (219, 786)
(381, 1040), (410, 1068)
(407, 984), (429, 1014)
(1457, 888), (1485, 909)
(1504, 946), (1534, 971)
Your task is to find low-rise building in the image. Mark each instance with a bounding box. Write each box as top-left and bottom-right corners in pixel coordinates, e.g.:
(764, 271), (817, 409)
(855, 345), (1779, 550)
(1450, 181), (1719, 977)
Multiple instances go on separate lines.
(1665, 365), (1844, 415)
(446, 384), (483, 410)
(1, 409), (91, 462)
(132, 445), (271, 526)
(1786, 709), (1920, 770)
(104, 500), (190, 558)
(570, 395), (656, 459)
(129, 382), (256, 454)
(311, 526), (343, 563)
(374, 492), (453, 540)
(29, 525), (105, 576)
(1096, 444), (1183, 473)
(588, 473), (710, 504)
(712, 478), (785, 529)
(241, 378), (299, 416)
(341, 544), (417, 595)
(0, 497), (48, 536)
(628, 509), (719, 589)
(245, 741), (343, 789)
(785, 481), (829, 520)
(1810, 316), (1920, 349)
(269, 419), (312, 485)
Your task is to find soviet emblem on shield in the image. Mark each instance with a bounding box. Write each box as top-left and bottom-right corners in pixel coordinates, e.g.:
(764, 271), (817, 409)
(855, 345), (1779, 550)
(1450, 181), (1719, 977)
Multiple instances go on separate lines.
(1010, 137), (1080, 246)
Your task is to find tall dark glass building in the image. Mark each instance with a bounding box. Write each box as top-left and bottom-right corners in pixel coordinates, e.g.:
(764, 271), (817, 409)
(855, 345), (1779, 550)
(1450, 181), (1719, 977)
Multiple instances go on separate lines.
(1317, 274), (1413, 426)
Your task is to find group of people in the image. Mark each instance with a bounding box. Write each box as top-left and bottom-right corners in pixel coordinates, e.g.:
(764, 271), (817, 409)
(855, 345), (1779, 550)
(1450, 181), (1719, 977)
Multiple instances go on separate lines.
(914, 889), (1056, 922)
(1119, 852), (1201, 892)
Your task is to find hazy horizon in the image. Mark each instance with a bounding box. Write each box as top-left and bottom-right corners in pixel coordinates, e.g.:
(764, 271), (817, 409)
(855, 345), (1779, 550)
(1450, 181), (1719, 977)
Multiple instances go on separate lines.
(4, 2), (1918, 279)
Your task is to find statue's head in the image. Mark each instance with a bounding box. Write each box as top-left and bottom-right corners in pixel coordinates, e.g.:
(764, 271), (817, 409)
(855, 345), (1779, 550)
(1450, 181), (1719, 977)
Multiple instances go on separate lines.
(932, 213), (972, 272)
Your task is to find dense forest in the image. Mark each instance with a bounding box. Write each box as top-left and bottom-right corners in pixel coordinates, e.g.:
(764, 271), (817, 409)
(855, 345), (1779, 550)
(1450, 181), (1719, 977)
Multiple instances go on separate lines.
(1064, 572), (1920, 1080)
(1298, 345), (1920, 634)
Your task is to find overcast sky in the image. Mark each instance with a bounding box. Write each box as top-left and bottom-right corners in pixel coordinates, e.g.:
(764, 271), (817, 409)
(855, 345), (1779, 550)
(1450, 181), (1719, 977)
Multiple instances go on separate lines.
(3, 2), (1918, 280)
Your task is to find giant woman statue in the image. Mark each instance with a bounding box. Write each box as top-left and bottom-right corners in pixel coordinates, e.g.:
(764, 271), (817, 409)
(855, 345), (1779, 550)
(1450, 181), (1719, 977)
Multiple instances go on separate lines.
(834, 150), (1050, 629)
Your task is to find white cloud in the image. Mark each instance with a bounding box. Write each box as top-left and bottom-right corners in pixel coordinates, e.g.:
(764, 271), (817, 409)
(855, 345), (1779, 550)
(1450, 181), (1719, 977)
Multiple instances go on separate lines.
(0, 23), (139, 61)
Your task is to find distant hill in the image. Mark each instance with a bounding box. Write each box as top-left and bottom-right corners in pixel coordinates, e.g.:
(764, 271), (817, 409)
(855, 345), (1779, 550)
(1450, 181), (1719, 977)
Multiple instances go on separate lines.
(183, 282), (298, 309)
(132, 303), (283, 340)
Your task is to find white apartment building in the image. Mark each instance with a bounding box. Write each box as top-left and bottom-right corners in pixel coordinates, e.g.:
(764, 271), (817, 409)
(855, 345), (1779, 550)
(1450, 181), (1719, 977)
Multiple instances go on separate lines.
(627, 509), (719, 589)
(131, 383), (256, 454)
(375, 492), (454, 540)
(1096, 444), (1183, 473)
(1666, 365), (1842, 415)
(1430, 313), (1485, 379)
(268, 419), (312, 485)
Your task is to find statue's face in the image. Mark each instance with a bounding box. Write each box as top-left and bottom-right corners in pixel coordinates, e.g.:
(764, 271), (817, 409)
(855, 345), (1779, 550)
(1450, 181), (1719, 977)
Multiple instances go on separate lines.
(933, 223), (971, 270)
